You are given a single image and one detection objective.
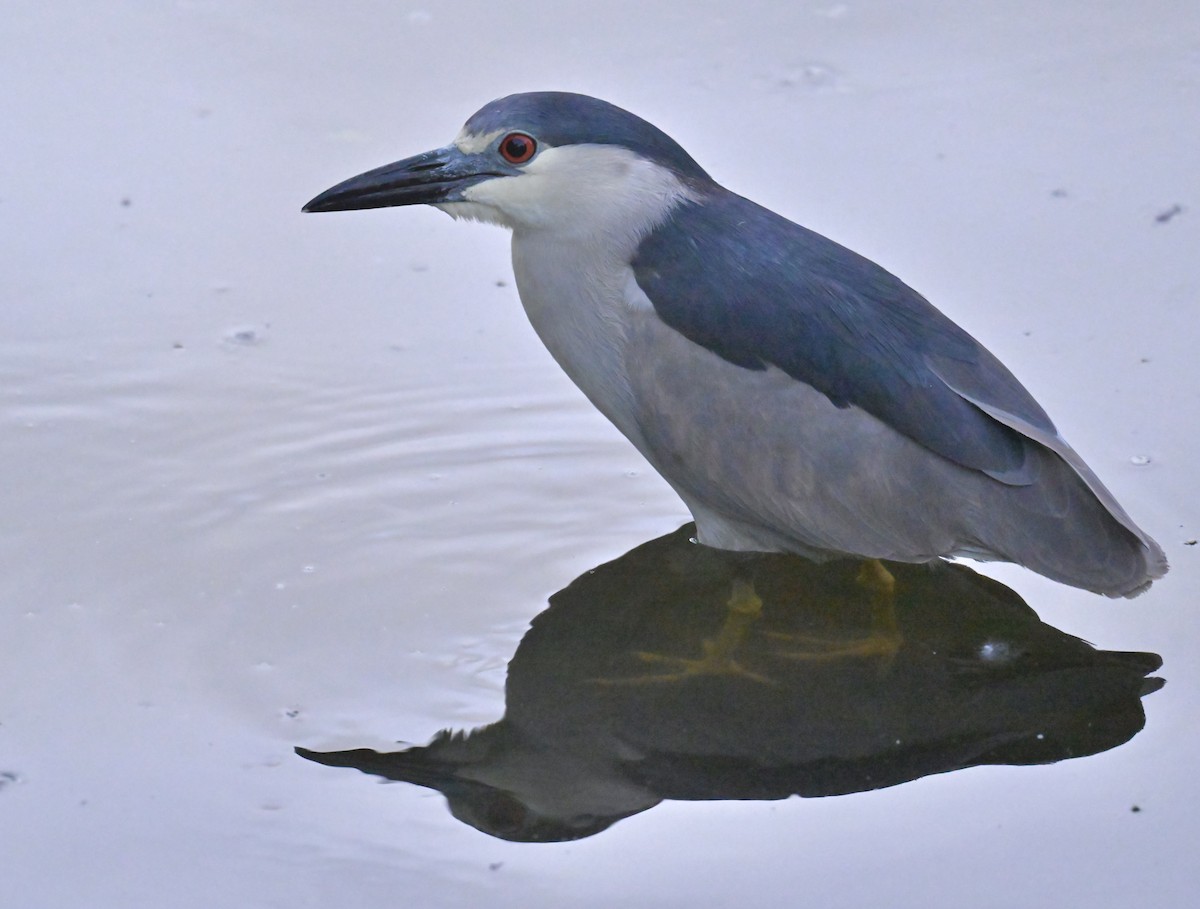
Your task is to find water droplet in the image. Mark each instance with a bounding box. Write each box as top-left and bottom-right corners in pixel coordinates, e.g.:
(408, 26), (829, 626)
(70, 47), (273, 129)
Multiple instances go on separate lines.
(223, 325), (265, 346)
(978, 640), (1013, 662)
(1130, 455), (1151, 466)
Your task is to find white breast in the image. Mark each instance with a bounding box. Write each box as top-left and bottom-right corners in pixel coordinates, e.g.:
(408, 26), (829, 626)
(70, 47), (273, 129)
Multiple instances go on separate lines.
(510, 233), (651, 448)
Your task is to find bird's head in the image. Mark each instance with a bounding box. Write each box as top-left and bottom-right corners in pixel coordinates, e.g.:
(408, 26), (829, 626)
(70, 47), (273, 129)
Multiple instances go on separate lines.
(304, 92), (710, 238)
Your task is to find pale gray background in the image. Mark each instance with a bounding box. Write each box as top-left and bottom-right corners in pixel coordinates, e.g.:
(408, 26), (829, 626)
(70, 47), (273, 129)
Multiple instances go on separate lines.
(2, 2), (1197, 907)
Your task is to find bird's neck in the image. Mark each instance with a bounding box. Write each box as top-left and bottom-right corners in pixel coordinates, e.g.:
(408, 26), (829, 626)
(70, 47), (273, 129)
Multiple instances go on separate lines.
(509, 231), (652, 447)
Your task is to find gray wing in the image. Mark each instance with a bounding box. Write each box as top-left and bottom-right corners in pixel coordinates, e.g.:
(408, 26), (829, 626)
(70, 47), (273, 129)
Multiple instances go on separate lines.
(927, 355), (1148, 541)
(632, 188), (1054, 485)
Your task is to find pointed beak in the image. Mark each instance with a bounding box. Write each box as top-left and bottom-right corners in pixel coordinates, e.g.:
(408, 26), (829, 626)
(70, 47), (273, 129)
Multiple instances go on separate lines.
(303, 144), (508, 213)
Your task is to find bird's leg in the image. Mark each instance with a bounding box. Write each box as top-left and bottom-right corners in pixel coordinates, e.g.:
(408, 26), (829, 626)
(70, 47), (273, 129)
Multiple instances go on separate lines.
(856, 557), (896, 600)
(589, 578), (775, 685)
(767, 558), (902, 666)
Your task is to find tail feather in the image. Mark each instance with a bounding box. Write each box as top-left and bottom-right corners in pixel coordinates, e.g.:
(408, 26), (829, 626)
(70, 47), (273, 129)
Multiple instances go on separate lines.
(965, 443), (1167, 598)
(934, 364), (1167, 597)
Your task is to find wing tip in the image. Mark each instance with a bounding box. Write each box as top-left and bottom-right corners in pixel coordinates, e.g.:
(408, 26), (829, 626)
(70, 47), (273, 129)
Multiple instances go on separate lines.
(1098, 533), (1169, 599)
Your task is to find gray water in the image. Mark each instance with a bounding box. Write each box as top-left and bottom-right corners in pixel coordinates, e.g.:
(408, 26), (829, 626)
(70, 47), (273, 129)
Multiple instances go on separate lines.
(3, 2), (1197, 906)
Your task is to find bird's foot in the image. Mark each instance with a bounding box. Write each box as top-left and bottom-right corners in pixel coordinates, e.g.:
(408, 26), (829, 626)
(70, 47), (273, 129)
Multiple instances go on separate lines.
(767, 559), (902, 668)
(589, 579), (775, 686)
(766, 628), (902, 663)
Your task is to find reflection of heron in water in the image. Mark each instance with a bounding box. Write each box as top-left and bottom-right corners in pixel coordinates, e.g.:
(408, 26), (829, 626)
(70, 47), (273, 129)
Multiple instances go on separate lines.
(297, 526), (1163, 843)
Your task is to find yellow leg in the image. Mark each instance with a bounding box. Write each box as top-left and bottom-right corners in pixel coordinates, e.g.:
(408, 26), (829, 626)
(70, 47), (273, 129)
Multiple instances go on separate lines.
(856, 557), (896, 599)
(590, 578), (775, 686)
(768, 558), (902, 665)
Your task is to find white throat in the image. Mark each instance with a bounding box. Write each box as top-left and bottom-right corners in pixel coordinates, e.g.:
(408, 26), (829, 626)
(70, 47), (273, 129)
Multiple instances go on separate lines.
(435, 144), (698, 446)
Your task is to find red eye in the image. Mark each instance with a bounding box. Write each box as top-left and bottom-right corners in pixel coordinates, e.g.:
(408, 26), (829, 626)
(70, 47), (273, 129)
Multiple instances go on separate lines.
(499, 132), (537, 164)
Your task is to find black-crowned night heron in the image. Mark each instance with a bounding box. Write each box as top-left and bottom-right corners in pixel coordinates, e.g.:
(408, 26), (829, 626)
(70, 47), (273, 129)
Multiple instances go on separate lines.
(304, 91), (1167, 598)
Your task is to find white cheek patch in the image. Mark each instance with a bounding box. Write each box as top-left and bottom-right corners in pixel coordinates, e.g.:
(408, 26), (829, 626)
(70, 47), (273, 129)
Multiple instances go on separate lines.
(468, 145), (697, 239)
(438, 143), (697, 247)
(432, 198), (514, 228)
(459, 173), (534, 224)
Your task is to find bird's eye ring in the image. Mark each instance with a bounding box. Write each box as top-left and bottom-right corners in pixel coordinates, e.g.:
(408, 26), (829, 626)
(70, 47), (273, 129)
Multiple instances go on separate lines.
(499, 132), (537, 164)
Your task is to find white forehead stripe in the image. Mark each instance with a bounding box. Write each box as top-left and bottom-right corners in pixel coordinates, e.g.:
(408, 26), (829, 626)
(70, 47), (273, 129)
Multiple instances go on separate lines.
(453, 128), (506, 154)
